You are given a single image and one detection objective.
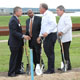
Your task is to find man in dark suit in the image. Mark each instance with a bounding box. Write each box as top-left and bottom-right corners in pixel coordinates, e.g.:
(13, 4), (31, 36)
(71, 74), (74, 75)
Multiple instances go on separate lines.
(8, 7), (31, 77)
(26, 9), (42, 69)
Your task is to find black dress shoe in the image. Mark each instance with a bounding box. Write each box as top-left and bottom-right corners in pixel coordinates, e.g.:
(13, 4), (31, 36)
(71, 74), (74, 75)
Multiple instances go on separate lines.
(67, 67), (72, 70)
(58, 68), (62, 70)
(58, 67), (72, 71)
(58, 68), (65, 72)
(44, 70), (55, 74)
(8, 73), (16, 77)
(15, 71), (25, 75)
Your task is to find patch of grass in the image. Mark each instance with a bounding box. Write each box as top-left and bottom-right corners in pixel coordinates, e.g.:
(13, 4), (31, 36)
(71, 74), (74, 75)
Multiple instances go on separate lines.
(72, 31), (80, 35)
(71, 16), (80, 24)
(0, 36), (80, 72)
(0, 16), (80, 27)
(0, 16), (29, 27)
(0, 36), (9, 40)
(0, 42), (10, 72)
(0, 31), (80, 40)
(0, 16), (11, 27)
(56, 16), (80, 24)
(19, 16), (29, 26)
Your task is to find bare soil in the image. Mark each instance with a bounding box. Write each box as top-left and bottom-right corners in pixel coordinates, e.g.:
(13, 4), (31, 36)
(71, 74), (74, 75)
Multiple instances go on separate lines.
(0, 68), (80, 80)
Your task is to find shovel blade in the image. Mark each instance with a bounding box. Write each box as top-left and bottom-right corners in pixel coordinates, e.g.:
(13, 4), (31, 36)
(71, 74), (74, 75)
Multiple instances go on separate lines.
(35, 64), (43, 76)
(26, 64), (30, 75)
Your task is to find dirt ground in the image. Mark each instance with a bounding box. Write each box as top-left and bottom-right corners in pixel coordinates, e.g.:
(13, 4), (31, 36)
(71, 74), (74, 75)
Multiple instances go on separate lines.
(0, 68), (80, 80)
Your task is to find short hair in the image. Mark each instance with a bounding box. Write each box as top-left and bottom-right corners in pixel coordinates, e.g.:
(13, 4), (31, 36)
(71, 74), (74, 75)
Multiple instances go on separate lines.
(57, 5), (65, 12)
(13, 6), (22, 14)
(40, 3), (48, 10)
(27, 9), (33, 14)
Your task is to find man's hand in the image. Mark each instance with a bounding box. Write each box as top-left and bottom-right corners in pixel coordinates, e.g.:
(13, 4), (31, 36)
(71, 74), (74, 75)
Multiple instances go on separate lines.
(58, 32), (63, 36)
(37, 37), (41, 44)
(43, 32), (48, 38)
(24, 35), (31, 40)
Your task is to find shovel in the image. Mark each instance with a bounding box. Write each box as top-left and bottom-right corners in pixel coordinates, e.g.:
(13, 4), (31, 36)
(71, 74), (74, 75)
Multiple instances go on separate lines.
(59, 37), (68, 72)
(40, 37), (45, 70)
(35, 36), (45, 76)
(24, 39), (30, 75)
(35, 64), (43, 76)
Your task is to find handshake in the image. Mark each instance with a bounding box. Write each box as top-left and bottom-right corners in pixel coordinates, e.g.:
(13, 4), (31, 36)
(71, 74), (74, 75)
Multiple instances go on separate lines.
(23, 35), (31, 40)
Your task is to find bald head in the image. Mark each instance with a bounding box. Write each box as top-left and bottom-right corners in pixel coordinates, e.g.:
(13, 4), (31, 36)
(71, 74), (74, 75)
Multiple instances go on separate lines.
(27, 9), (34, 18)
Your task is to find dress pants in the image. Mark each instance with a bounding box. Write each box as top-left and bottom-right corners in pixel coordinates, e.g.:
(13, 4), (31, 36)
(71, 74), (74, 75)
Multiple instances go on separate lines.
(32, 46), (41, 67)
(62, 41), (72, 69)
(8, 46), (23, 75)
(43, 33), (57, 72)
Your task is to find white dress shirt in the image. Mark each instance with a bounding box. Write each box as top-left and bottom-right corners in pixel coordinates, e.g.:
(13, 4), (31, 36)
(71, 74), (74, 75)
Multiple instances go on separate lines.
(39, 10), (57, 36)
(57, 13), (72, 43)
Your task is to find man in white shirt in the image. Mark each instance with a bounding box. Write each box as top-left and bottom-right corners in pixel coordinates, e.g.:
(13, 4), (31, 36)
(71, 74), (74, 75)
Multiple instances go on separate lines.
(37, 3), (57, 74)
(56, 5), (72, 71)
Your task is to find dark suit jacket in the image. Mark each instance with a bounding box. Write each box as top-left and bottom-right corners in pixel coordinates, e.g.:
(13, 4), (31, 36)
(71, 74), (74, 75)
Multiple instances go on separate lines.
(8, 16), (24, 47)
(26, 16), (41, 48)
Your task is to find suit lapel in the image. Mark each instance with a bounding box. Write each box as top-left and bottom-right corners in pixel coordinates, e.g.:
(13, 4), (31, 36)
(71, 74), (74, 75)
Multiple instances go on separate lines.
(13, 16), (18, 23)
(28, 19), (30, 27)
(13, 16), (22, 29)
(32, 16), (36, 29)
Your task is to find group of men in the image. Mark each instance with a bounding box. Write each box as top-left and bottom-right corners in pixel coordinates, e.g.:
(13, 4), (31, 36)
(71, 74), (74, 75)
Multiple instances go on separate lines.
(8, 3), (72, 77)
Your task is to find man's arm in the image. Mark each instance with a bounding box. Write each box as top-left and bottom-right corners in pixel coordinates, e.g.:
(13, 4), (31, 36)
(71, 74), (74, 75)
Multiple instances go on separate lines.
(10, 20), (31, 40)
(9, 20), (23, 40)
(26, 19), (30, 35)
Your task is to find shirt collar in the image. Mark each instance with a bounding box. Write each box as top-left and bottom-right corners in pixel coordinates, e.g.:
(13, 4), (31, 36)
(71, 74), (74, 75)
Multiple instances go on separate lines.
(14, 15), (19, 20)
(60, 13), (65, 17)
(43, 10), (48, 16)
(30, 16), (34, 22)
(30, 16), (34, 19)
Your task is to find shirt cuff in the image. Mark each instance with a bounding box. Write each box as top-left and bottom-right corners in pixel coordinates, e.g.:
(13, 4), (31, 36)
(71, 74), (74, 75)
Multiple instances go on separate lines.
(22, 35), (25, 38)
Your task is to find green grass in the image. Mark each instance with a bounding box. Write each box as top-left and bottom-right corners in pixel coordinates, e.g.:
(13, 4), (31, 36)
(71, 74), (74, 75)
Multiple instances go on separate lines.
(0, 16), (11, 26)
(0, 16), (29, 27)
(71, 16), (80, 24)
(19, 16), (29, 26)
(72, 31), (80, 35)
(0, 31), (80, 72)
(0, 36), (9, 40)
(0, 16), (80, 27)
(0, 31), (80, 40)
(56, 16), (80, 23)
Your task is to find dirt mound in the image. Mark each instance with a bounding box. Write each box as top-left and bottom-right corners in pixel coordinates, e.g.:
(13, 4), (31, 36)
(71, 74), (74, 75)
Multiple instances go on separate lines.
(0, 68), (80, 80)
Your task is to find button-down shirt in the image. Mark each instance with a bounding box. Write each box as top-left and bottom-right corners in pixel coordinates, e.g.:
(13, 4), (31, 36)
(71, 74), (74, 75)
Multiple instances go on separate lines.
(57, 13), (72, 43)
(39, 10), (57, 36)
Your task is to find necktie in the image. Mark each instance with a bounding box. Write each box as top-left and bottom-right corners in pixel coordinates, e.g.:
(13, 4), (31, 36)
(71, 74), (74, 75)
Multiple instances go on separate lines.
(18, 19), (20, 23)
(30, 19), (32, 37)
(18, 19), (21, 27)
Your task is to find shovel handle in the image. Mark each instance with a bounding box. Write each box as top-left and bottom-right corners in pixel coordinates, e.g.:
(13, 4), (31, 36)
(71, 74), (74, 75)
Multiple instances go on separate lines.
(30, 49), (34, 80)
(24, 39), (28, 56)
(59, 37), (68, 72)
(24, 39), (30, 64)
